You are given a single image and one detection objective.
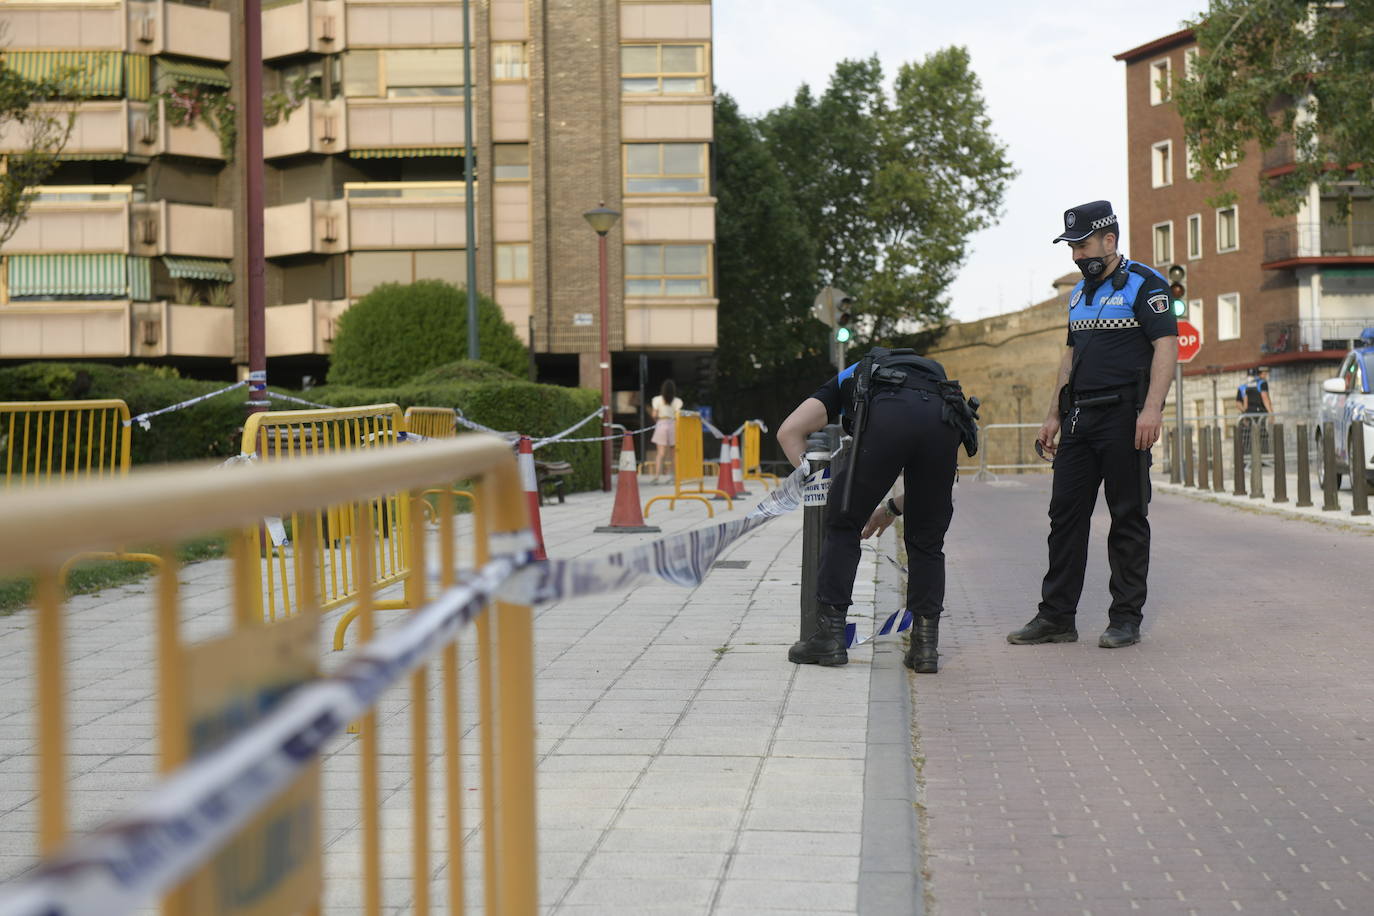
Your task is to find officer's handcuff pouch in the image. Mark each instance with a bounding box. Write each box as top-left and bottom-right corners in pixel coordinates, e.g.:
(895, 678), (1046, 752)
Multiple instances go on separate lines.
(938, 380), (981, 458)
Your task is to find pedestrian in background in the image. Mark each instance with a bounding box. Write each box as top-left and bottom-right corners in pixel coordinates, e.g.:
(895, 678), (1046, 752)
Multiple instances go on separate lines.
(777, 348), (977, 673)
(1008, 200), (1178, 650)
(649, 379), (682, 483)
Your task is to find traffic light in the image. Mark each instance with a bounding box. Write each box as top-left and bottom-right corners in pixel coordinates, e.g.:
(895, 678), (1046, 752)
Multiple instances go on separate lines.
(835, 299), (853, 343)
(1167, 264), (1187, 317)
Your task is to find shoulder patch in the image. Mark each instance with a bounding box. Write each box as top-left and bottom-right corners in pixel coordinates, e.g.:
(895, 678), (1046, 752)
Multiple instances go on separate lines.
(1069, 289), (1083, 308)
(1148, 293), (1170, 314)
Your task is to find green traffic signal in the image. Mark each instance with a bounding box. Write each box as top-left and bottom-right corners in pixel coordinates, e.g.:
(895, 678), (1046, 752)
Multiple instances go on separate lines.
(1171, 298), (1187, 317)
(835, 327), (853, 343)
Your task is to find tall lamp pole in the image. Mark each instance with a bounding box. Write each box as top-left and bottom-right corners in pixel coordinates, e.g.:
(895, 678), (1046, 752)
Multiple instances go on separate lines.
(583, 204), (620, 492)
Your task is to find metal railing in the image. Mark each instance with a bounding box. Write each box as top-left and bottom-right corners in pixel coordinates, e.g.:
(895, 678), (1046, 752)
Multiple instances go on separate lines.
(1264, 221), (1374, 262)
(0, 437), (538, 915)
(1262, 318), (1374, 354)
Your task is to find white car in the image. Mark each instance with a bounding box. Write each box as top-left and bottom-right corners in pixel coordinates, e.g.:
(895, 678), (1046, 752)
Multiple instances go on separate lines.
(1317, 333), (1374, 488)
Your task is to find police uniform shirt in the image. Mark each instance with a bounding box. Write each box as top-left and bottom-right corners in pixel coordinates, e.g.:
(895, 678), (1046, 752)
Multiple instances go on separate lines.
(810, 363), (859, 424)
(1066, 257), (1176, 391)
(1238, 377), (1269, 412)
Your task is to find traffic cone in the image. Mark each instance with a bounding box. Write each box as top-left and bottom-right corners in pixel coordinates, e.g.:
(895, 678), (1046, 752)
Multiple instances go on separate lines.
(713, 435), (736, 501)
(517, 435), (547, 560)
(729, 435), (751, 497)
(595, 434), (661, 533)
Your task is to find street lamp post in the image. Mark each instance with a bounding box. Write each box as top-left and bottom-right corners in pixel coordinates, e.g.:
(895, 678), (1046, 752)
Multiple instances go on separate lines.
(583, 204), (620, 492)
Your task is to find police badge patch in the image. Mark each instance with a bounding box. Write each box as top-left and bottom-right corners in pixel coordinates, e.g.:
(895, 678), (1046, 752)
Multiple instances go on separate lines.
(1148, 293), (1170, 314)
(1070, 289), (1083, 308)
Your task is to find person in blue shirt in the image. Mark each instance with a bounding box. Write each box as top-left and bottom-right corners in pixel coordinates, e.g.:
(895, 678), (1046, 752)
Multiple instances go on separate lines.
(777, 350), (969, 672)
(1008, 200), (1178, 650)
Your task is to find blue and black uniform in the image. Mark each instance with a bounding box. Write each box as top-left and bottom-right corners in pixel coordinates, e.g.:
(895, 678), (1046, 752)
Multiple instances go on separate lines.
(809, 355), (961, 619)
(1039, 256), (1175, 630)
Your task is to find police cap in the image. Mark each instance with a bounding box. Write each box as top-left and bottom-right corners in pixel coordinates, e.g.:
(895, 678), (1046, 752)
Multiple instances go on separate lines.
(1052, 200), (1118, 244)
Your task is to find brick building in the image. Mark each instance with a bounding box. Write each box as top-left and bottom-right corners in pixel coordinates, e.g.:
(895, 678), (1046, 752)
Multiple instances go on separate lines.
(0, 0), (717, 398)
(1115, 28), (1373, 420)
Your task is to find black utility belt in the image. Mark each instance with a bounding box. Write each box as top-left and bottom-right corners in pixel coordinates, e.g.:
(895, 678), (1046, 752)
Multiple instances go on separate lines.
(1071, 385), (1135, 407)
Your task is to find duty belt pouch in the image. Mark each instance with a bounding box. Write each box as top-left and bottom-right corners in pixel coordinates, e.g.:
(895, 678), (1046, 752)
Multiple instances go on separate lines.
(938, 380), (981, 457)
(1058, 384), (1070, 419)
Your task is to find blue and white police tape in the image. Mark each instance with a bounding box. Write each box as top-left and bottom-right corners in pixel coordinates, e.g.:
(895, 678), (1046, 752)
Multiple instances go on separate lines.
(0, 553), (528, 916)
(265, 391), (332, 409)
(124, 381), (247, 430)
(530, 405), (607, 449)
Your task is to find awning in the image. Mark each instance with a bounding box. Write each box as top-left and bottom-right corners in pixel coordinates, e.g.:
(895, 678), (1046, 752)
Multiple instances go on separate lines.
(1, 51), (125, 96)
(7, 254), (152, 299)
(162, 256), (233, 283)
(156, 58), (231, 89)
(349, 147), (464, 159)
(124, 53), (150, 101)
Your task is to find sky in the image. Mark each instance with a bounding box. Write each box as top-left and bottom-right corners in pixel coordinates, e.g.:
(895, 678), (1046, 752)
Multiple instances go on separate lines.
(713, 1), (1205, 324)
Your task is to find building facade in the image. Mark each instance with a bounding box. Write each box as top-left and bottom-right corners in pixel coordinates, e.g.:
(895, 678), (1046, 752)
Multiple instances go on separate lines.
(1116, 29), (1373, 419)
(0, 0), (717, 395)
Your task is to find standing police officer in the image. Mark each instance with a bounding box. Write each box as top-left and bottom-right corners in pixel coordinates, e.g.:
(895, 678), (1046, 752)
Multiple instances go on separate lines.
(778, 349), (976, 673)
(1008, 201), (1178, 649)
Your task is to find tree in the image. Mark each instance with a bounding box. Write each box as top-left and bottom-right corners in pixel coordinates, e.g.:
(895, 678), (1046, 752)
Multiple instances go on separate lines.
(328, 280), (528, 386)
(760, 50), (1016, 340)
(1176, 0), (1374, 216)
(0, 36), (79, 246)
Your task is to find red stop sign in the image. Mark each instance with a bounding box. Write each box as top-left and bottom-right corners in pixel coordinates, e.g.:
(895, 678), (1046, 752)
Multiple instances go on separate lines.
(1176, 320), (1202, 362)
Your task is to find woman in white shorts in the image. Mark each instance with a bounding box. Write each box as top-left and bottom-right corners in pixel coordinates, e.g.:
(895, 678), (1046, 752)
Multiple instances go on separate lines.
(649, 379), (683, 482)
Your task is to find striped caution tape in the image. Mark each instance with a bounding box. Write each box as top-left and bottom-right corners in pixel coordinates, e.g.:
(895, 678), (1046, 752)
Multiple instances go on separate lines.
(124, 381), (247, 430)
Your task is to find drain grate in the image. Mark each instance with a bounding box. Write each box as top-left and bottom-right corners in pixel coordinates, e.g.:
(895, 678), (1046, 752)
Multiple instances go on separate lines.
(713, 560), (750, 569)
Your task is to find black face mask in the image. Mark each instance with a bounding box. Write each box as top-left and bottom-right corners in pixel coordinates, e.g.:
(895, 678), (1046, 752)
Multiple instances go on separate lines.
(1075, 256), (1108, 280)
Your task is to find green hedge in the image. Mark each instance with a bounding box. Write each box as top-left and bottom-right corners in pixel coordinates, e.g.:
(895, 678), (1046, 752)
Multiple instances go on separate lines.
(310, 378), (603, 492)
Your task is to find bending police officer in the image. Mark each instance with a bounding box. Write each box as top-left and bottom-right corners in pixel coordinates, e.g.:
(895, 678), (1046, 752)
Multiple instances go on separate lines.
(778, 348), (977, 673)
(1008, 200), (1178, 650)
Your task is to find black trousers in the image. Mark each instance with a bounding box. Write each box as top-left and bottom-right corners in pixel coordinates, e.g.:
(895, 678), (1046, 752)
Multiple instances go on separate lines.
(817, 387), (960, 617)
(1038, 399), (1151, 627)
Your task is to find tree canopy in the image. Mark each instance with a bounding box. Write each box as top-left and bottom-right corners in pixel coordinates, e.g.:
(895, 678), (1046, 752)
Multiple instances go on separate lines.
(1176, 0), (1374, 216)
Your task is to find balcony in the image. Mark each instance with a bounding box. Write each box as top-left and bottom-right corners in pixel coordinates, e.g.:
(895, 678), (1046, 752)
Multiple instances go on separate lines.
(0, 3), (124, 52)
(0, 302), (133, 359)
(262, 0), (346, 60)
(0, 101), (136, 161)
(346, 182), (470, 250)
(6, 191), (231, 259)
(265, 299), (350, 356)
(127, 0), (231, 62)
(1261, 138), (1296, 174)
(264, 98), (346, 159)
(1264, 221), (1374, 267)
(131, 301), (234, 358)
(346, 99), (465, 155)
(1263, 319), (1374, 355)
(264, 199), (349, 258)
(130, 201), (234, 259)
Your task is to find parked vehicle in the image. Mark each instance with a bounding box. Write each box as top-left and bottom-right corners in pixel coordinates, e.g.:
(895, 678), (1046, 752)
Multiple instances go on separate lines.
(1316, 330), (1374, 488)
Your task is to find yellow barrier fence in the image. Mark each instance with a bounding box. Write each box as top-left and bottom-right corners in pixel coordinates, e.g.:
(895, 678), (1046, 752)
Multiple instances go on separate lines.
(0, 438), (538, 915)
(403, 405), (483, 543)
(1, 399), (160, 573)
(644, 410), (732, 518)
(742, 420), (780, 491)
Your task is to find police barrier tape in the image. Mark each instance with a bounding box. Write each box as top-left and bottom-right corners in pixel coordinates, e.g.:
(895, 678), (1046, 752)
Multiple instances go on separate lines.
(124, 381), (247, 430)
(0, 461), (915, 915)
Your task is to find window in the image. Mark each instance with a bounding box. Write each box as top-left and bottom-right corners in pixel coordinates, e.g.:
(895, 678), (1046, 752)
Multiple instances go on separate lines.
(1149, 58), (1171, 105)
(495, 244), (530, 283)
(1152, 221), (1173, 265)
(341, 49), (464, 98)
(1188, 298), (1204, 339)
(624, 244), (710, 297)
(621, 43), (708, 95)
(1216, 206), (1238, 252)
(624, 143), (707, 194)
(493, 144), (529, 180)
(1184, 47), (1199, 80)
(1187, 213), (1203, 259)
(492, 43), (528, 80)
(1217, 292), (1240, 340)
(1151, 140), (1172, 187)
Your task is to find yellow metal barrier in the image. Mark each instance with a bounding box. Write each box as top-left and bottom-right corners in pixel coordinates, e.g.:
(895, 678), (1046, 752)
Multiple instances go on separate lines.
(0, 439), (538, 915)
(240, 405), (413, 648)
(1, 399), (160, 573)
(403, 405), (481, 527)
(742, 420), (780, 491)
(644, 410), (732, 518)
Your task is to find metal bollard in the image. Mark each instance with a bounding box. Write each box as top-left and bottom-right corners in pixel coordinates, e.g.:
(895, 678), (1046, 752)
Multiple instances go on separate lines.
(1213, 427), (1225, 493)
(1169, 429), (1181, 483)
(1272, 423), (1287, 503)
(1184, 427), (1195, 487)
(1295, 424), (1312, 507)
(1233, 424), (1246, 496)
(1198, 431), (1209, 491)
(1249, 419), (1264, 499)
(1351, 426), (1370, 517)
(1322, 421), (1339, 511)
(799, 432), (833, 641)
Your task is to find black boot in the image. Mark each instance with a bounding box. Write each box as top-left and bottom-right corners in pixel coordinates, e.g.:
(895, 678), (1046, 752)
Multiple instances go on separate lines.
(788, 603), (849, 666)
(904, 616), (939, 673)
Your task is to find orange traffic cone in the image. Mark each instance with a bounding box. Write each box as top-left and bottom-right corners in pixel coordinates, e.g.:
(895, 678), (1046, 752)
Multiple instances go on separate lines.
(713, 435), (736, 501)
(729, 435), (751, 497)
(517, 435), (547, 560)
(595, 434), (661, 533)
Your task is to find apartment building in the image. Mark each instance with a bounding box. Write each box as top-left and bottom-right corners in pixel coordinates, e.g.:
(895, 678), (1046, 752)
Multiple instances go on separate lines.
(0, 0), (717, 394)
(1116, 29), (1373, 416)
